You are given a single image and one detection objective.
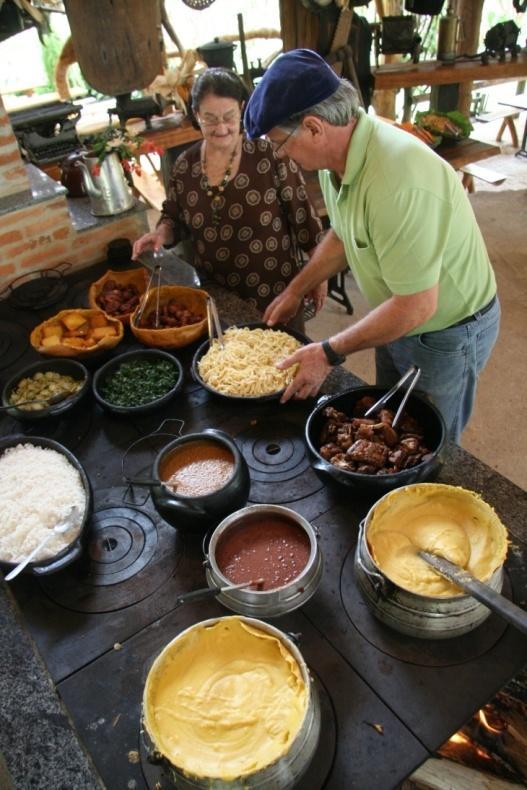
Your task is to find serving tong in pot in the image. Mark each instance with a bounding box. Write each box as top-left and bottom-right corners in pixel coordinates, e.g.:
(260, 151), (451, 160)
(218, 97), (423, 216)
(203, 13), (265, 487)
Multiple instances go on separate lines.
(364, 364), (421, 429)
(206, 296), (225, 348)
(133, 262), (163, 328)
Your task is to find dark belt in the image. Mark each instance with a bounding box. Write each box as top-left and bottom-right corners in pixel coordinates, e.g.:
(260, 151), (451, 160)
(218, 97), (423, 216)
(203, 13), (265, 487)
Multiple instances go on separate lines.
(449, 295), (497, 328)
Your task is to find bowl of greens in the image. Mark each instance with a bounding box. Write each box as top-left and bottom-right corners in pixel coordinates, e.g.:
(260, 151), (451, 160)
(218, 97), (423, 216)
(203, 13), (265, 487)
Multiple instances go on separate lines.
(92, 349), (183, 416)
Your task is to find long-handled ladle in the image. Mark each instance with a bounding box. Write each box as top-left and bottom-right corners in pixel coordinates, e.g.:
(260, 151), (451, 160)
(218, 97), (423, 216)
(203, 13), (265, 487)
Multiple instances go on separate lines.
(5, 506), (80, 581)
(419, 550), (527, 636)
(0, 390), (73, 412)
(176, 578), (264, 606)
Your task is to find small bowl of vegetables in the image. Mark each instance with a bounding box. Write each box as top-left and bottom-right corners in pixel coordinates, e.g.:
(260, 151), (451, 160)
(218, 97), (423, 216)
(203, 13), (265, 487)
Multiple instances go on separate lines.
(2, 359), (90, 421)
(92, 349), (184, 416)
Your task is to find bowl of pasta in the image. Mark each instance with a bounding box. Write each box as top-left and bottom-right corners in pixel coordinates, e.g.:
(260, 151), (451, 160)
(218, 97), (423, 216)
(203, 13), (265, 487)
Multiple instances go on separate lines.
(191, 323), (310, 401)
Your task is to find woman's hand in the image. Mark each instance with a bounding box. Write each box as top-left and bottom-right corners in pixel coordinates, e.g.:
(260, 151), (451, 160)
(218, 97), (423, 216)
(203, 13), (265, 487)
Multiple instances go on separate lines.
(263, 288), (303, 327)
(132, 224), (173, 260)
(306, 280), (327, 314)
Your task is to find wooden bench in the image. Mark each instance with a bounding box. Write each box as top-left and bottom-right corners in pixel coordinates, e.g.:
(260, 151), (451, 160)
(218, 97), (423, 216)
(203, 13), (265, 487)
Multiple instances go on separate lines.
(475, 108), (519, 147)
(460, 162), (507, 193)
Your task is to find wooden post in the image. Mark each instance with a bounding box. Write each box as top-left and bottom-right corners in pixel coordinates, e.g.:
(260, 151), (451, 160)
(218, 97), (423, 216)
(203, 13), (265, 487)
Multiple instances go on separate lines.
(456, 0), (485, 116)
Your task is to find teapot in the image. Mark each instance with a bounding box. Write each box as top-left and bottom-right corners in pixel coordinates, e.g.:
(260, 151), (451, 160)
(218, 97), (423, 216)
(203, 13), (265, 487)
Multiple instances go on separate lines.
(75, 152), (134, 216)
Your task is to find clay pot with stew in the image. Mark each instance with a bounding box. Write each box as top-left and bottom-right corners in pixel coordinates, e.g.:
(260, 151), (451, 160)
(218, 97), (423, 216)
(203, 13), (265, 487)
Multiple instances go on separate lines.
(205, 504), (323, 617)
(151, 429), (250, 532)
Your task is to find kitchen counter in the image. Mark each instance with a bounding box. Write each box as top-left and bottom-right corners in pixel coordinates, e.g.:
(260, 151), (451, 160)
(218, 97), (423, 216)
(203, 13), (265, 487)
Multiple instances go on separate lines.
(0, 268), (526, 789)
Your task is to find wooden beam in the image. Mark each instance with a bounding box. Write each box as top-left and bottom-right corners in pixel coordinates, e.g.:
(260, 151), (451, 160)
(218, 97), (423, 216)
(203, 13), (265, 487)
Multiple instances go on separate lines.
(373, 51), (527, 90)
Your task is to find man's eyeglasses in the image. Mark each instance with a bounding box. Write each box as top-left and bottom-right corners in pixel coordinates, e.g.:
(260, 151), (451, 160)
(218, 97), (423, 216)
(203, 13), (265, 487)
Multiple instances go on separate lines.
(197, 110), (240, 128)
(267, 125), (299, 155)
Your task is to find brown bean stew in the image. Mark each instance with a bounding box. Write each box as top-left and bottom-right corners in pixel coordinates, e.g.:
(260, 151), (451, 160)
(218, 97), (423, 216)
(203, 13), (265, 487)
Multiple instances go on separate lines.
(215, 515), (311, 591)
(159, 441), (235, 497)
(318, 396), (433, 476)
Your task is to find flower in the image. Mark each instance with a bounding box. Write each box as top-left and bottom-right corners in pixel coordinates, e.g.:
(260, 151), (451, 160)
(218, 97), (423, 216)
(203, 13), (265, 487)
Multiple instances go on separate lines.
(88, 127), (164, 176)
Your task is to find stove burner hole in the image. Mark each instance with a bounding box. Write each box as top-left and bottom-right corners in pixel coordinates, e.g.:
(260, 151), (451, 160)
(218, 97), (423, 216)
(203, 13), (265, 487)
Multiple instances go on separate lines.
(266, 443), (281, 455)
(103, 537), (118, 552)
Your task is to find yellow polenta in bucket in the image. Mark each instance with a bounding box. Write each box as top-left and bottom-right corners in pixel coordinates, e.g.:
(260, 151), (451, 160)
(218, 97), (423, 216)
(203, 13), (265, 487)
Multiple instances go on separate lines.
(143, 616), (308, 781)
(366, 483), (508, 597)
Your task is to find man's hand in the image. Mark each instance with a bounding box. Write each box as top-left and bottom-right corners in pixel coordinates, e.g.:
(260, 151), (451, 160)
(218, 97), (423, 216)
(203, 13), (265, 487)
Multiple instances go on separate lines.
(278, 343), (331, 403)
(263, 289), (302, 327)
(306, 280), (328, 314)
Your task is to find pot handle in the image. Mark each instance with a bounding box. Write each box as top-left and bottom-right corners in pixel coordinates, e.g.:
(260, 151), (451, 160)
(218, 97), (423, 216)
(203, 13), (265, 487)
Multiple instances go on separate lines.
(356, 520), (388, 598)
(31, 540), (83, 577)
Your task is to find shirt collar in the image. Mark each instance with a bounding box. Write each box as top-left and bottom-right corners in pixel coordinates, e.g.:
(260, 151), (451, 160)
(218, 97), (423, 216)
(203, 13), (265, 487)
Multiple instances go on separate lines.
(341, 108), (373, 186)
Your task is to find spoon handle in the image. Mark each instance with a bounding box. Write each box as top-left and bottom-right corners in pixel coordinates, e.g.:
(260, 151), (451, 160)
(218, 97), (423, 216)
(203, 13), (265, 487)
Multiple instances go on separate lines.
(5, 532), (55, 581)
(419, 551), (527, 636)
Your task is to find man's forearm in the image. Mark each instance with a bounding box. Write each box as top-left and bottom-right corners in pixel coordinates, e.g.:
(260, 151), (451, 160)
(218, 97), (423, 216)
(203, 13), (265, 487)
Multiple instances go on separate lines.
(329, 289), (438, 356)
(288, 230), (347, 297)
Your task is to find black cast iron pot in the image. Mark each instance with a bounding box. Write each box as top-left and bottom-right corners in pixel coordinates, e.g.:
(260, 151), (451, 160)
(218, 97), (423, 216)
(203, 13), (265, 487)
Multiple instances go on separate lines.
(150, 429), (250, 533)
(0, 435), (92, 577)
(305, 386), (447, 496)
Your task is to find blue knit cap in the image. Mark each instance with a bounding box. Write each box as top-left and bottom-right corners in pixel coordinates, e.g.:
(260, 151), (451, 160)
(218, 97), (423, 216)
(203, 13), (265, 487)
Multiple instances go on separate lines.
(244, 49), (340, 138)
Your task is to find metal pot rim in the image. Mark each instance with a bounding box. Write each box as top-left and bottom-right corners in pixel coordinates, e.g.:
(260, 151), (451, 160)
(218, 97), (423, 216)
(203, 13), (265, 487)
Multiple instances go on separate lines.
(153, 430), (242, 501)
(360, 483), (504, 602)
(207, 504), (319, 593)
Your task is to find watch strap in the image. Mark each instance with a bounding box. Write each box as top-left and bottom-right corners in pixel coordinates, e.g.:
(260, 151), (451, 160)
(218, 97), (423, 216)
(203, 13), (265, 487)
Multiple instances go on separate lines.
(321, 339), (346, 366)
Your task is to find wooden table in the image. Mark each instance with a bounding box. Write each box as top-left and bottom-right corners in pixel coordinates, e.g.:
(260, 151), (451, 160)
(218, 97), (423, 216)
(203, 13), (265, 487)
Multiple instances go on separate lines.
(373, 51), (527, 114)
(498, 97), (527, 157)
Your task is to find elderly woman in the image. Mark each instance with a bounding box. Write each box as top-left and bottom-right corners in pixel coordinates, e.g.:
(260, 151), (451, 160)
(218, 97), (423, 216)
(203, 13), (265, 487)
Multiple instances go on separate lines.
(133, 68), (326, 330)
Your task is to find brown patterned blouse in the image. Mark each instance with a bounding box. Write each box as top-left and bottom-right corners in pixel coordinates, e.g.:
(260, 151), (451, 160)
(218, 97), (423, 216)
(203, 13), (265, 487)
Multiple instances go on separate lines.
(159, 136), (324, 312)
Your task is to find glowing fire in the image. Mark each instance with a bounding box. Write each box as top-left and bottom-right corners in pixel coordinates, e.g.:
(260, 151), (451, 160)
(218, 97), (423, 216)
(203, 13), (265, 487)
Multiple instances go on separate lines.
(478, 707), (502, 735)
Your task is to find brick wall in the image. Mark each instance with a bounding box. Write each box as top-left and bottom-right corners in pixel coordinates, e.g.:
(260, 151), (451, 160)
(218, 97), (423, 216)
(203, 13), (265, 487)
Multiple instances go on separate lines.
(0, 94), (148, 290)
(0, 94), (29, 198)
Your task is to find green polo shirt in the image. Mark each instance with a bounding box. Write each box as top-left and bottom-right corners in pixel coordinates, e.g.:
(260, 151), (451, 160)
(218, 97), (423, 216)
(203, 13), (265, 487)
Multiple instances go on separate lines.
(319, 110), (496, 334)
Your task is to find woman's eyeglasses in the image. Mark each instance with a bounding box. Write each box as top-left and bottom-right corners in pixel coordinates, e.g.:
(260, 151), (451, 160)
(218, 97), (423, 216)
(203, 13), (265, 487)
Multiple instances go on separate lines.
(197, 111), (240, 128)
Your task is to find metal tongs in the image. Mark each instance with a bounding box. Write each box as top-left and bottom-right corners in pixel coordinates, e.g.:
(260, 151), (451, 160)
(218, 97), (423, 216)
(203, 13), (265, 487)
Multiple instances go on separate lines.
(134, 263), (162, 328)
(206, 296), (225, 347)
(364, 364), (421, 430)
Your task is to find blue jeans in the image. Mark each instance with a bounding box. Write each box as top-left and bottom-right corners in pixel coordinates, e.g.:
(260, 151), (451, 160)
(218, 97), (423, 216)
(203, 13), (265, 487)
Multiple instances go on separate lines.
(375, 297), (501, 443)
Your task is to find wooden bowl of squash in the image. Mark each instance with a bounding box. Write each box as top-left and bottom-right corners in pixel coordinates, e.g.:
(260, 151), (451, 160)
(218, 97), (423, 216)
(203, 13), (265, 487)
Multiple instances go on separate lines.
(30, 308), (124, 359)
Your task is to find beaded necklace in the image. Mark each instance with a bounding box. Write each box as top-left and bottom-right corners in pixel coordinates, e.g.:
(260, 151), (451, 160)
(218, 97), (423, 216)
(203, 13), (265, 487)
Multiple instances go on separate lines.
(201, 141), (239, 227)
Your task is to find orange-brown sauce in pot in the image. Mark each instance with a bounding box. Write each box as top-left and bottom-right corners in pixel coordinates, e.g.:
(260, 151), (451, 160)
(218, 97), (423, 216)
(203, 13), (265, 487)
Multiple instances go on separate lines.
(215, 515), (311, 590)
(160, 441), (234, 497)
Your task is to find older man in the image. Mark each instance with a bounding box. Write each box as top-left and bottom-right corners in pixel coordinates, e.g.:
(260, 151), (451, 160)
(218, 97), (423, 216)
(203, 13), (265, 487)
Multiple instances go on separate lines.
(244, 49), (500, 442)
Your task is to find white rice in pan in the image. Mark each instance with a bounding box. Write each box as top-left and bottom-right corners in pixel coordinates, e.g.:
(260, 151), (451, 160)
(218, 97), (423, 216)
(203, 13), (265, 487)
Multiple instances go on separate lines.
(0, 443), (86, 564)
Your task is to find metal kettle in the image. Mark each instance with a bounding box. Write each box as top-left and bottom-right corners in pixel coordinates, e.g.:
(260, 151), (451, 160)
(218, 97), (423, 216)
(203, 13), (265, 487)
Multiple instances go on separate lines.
(75, 152), (134, 217)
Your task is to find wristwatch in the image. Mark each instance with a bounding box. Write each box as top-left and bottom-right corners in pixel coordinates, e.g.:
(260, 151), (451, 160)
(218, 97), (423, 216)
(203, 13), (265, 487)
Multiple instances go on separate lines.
(321, 339), (346, 367)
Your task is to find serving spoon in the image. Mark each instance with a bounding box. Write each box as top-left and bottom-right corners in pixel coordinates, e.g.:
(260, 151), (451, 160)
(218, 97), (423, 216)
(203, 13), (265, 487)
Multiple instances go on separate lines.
(5, 506), (80, 581)
(0, 390), (73, 412)
(176, 578), (264, 606)
(419, 550), (527, 636)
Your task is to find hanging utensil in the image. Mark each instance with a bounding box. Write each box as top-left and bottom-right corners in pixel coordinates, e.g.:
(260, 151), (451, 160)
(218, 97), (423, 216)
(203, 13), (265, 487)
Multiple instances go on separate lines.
(364, 365), (422, 429)
(419, 551), (527, 636)
(176, 578), (264, 606)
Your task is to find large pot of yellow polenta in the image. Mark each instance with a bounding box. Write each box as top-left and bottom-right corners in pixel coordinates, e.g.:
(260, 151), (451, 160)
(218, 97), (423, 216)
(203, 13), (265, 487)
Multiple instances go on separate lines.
(355, 483), (508, 639)
(142, 615), (320, 788)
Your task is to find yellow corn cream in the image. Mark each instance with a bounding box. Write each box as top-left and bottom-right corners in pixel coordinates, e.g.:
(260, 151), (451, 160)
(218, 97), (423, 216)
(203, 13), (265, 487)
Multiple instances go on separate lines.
(143, 616), (307, 780)
(367, 483), (508, 597)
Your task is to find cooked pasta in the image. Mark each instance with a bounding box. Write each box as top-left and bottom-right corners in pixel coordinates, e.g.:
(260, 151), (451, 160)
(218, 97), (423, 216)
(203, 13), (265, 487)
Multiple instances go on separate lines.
(198, 327), (302, 397)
